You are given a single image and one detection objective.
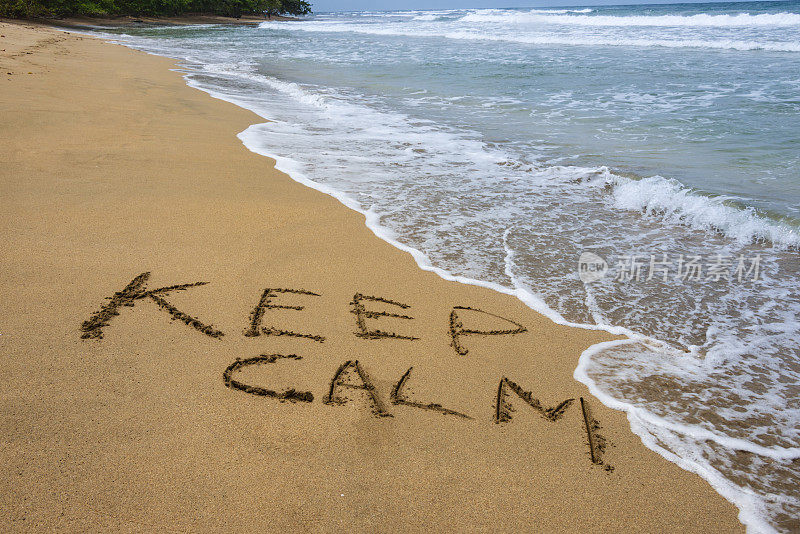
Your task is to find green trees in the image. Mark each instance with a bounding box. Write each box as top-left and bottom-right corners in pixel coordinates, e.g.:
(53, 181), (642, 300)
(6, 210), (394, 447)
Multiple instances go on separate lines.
(0, 0), (311, 18)
(214, 0), (310, 18)
(278, 0), (310, 15)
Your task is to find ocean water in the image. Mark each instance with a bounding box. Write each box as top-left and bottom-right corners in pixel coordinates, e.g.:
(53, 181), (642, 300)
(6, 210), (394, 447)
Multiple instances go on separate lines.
(91, 2), (800, 531)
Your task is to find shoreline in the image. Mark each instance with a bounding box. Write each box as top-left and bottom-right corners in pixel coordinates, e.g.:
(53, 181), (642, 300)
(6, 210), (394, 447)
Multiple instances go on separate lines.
(135, 29), (781, 532)
(1, 20), (745, 531)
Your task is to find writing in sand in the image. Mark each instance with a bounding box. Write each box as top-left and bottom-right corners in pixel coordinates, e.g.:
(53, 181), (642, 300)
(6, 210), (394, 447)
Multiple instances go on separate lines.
(80, 271), (613, 471)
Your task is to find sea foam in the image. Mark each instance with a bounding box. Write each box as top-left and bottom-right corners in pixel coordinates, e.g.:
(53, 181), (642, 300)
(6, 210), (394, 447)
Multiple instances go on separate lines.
(459, 10), (800, 27)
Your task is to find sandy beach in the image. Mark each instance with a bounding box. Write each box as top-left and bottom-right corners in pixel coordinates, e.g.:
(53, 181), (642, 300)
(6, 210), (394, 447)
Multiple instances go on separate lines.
(0, 20), (744, 531)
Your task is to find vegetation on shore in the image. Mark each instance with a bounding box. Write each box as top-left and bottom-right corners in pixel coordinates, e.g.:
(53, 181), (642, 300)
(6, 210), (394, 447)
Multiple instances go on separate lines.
(0, 0), (311, 19)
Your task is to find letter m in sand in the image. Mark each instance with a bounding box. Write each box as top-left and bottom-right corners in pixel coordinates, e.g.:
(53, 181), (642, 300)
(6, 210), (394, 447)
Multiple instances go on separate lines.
(495, 377), (611, 469)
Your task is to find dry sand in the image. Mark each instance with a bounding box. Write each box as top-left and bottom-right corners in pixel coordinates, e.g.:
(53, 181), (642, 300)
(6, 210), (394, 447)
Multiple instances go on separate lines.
(0, 20), (744, 532)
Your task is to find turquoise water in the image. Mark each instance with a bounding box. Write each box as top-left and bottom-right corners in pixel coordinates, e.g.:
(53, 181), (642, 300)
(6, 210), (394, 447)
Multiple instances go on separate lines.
(95, 3), (800, 531)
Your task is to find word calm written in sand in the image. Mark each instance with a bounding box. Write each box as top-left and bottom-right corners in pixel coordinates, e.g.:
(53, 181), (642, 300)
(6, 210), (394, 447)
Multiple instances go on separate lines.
(80, 272), (612, 471)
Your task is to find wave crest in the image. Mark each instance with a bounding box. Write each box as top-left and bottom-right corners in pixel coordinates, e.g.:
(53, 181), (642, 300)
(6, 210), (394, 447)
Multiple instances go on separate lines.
(459, 10), (800, 28)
